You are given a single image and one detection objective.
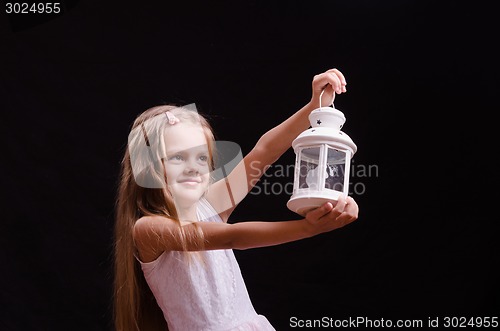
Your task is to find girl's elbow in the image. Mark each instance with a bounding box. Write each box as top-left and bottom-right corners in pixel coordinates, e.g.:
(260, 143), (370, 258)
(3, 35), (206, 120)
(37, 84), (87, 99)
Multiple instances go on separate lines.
(204, 223), (242, 250)
(251, 146), (279, 166)
(231, 241), (252, 251)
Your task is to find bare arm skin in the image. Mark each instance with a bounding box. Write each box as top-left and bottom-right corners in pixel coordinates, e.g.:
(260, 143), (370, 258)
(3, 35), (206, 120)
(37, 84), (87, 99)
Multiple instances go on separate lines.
(134, 197), (358, 263)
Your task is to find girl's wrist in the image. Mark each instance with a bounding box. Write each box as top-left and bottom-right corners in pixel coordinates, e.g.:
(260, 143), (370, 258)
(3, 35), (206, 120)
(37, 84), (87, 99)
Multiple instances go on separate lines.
(304, 100), (318, 112)
(300, 218), (319, 238)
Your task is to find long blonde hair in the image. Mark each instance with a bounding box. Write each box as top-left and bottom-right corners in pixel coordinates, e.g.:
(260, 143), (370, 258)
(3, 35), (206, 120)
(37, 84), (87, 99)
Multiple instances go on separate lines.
(113, 105), (216, 331)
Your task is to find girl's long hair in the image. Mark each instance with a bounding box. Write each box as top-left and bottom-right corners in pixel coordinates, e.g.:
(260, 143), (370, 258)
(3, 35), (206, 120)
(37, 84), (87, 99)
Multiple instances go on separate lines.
(113, 105), (215, 331)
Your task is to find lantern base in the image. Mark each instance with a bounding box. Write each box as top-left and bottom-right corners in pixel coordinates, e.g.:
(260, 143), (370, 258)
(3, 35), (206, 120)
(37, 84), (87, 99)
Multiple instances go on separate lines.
(287, 190), (344, 216)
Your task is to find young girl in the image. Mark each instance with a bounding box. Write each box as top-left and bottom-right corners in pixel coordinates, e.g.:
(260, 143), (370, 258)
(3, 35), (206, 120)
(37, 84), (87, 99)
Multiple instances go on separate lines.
(114, 68), (359, 331)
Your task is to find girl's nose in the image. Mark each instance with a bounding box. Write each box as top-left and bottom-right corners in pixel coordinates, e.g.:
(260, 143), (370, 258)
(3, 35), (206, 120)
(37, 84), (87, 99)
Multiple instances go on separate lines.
(184, 166), (199, 175)
(184, 159), (200, 175)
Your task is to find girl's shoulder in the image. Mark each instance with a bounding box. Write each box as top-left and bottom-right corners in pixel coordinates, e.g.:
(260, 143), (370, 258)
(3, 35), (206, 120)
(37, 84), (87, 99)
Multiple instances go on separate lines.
(134, 214), (177, 233)
(133, 215), (177, 263)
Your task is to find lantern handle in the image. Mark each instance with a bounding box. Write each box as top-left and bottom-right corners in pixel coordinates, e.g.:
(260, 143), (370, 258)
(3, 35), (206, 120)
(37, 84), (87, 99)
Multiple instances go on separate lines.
(319, 88), (335, 109)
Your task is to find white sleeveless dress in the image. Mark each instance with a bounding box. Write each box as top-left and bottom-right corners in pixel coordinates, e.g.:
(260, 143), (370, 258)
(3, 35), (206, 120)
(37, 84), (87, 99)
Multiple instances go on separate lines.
(139, 198), (276, 331)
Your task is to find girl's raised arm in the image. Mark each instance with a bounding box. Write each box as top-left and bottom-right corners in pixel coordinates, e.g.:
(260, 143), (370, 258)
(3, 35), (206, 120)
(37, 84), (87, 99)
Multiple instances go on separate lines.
(205, 69), (348, 221)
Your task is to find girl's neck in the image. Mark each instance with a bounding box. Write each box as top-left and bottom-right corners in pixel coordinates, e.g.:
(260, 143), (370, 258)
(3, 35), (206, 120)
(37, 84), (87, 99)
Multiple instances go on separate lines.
(177, 206), (198, 222)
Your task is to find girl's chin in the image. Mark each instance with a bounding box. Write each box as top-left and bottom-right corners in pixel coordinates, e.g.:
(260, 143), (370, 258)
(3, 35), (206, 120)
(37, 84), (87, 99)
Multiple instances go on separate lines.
(171, 190), (206, 206)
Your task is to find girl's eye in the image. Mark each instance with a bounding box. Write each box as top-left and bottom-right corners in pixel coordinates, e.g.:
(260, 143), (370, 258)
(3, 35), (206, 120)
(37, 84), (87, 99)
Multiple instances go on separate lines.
(198, 155), (208, 163)
(169, 155), (183, 161)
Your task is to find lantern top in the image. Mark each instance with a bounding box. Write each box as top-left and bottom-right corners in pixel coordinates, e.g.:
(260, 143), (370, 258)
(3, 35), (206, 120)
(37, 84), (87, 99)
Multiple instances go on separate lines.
(309, 106), (346, 130)
(292, 106), (357, 154)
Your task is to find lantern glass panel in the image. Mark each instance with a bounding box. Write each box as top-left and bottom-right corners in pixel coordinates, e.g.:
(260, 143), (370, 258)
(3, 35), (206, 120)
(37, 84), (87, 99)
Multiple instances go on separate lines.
(325, 148), (346, 192)
(298, 147), (320, 190)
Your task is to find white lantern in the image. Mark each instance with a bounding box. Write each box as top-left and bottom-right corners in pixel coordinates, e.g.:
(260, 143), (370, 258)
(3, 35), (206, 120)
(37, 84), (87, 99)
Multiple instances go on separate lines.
(287, 95), (357, 216)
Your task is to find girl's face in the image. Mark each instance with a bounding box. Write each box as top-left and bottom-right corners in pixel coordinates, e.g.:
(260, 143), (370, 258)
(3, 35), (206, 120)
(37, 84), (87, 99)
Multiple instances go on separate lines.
(163, 122), (211, 209)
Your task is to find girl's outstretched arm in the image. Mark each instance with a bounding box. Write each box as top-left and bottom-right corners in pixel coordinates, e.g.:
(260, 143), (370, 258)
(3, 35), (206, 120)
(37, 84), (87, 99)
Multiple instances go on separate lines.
(206, 69), (348, 220)
(134, 197), (358, 262)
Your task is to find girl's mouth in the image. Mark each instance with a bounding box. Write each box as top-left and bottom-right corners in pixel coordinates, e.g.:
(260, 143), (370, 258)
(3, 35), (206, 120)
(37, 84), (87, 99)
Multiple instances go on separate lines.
(177, 179), (202, 185)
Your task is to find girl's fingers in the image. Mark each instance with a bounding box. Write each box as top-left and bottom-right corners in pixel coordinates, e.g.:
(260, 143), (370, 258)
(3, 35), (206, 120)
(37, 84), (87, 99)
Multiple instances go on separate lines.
(312, 74), (331, 93)
(313, 69), (347, 97)
(305, 196), (358, 231)
(331, 196), (347, 215)
(327, 72), (343, 94)
(344, 196), (358, 215)
(305, 202), (334, 222)
(335, 196), (358, 225)
(327, 68), (347, 86)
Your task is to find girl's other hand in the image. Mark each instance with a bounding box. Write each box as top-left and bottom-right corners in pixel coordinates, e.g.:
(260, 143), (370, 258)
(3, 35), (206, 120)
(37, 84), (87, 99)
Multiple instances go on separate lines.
(310, 68), (347, 108)
(304, 196), (358, 235)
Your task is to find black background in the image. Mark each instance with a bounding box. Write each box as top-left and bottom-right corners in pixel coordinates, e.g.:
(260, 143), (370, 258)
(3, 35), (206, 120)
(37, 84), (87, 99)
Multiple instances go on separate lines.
(1, 1), (498, 330)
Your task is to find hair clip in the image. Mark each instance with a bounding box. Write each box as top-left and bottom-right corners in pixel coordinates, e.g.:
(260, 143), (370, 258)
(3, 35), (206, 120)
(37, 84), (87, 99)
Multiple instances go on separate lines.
(165, 111), (180, 125)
